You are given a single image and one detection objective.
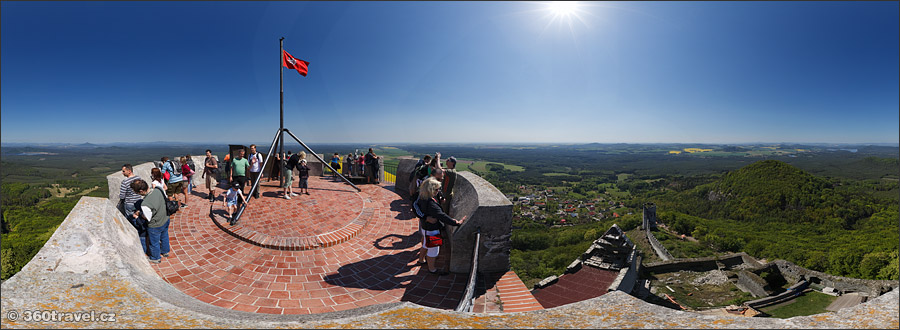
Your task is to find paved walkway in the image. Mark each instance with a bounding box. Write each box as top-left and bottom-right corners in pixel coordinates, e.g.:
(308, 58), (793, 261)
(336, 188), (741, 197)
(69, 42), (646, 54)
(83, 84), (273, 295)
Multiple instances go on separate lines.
(151, 177), (467, 314)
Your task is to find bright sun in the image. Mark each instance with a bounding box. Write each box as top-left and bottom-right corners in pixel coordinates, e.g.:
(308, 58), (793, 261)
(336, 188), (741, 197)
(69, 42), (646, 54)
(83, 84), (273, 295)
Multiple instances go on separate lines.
(547, 1), (581, 18)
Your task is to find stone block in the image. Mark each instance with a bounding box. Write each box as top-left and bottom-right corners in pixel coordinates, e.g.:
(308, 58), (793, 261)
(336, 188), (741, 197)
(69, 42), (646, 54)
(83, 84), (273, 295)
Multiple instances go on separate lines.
(535, 275), (559, 289)
(449, 172), (512, 274)
(566, 259), (583, 274)
(394, 158), (419, 197)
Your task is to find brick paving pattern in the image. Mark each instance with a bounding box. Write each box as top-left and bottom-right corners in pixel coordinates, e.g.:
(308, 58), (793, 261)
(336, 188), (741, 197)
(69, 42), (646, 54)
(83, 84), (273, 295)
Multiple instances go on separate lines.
(212, 179), (368, 250)
(495, 271), (544, 313)
(531, 266), (619, 309)
(151, 177), (467, 314)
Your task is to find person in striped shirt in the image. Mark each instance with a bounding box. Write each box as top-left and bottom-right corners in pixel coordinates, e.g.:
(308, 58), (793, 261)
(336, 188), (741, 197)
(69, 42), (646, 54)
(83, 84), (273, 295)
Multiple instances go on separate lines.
(119, 164), (147, 254)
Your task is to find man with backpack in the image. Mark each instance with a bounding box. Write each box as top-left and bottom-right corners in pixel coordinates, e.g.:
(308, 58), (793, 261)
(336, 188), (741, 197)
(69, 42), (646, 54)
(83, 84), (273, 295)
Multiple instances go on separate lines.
(408, 154), (432, 200)
(161, 157), (187, 208)
(247, 144), (264, 199)
(202, 149), (219, 202)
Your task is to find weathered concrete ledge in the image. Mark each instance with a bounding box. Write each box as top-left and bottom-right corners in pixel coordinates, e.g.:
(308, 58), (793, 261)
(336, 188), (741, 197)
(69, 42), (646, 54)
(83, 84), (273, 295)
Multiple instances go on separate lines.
(2, 194), (898, 328)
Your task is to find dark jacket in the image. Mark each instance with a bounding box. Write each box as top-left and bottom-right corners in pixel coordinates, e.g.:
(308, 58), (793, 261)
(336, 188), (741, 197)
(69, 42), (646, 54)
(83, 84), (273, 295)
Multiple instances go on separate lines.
(297, 164), (310, 179)
(286, 154), (300, 170)
(416, 197), (457, 231)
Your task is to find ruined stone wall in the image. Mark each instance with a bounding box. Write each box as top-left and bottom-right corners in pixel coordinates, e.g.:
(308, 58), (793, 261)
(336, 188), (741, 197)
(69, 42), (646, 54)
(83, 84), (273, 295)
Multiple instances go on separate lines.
(610, 248), (641, 294)
(736, 270), (770, 297)
(641, 204), (673, 261)
(744, 281), (809, 309)
(770, 260), (899, 297)
(643, 253), (756, 274)
(642, 203), (657, 230)
(644, 228), (674, 261)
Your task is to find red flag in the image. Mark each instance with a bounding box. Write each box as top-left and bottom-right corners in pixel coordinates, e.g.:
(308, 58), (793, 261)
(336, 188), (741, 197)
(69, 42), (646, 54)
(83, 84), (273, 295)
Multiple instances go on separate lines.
(282, 50), (309, 77)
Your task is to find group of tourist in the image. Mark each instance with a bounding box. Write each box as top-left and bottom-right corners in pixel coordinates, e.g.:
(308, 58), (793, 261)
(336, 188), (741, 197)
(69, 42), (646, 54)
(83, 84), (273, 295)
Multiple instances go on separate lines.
(329, 148), (381, 184)
(118, 163), (170, 264)
(116, 146), (389, 264)
(410, 153), (464, 275)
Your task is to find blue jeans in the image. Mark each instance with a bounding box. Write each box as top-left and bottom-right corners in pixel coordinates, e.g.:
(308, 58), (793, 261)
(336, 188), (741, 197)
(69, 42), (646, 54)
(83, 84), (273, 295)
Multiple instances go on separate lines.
(147, 218), (171, 261)
(125, 203), (148, 255)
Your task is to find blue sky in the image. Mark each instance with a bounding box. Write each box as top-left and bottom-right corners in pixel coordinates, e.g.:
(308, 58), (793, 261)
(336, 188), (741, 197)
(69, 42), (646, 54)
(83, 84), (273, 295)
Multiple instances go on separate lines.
(2, 1), (898, 144)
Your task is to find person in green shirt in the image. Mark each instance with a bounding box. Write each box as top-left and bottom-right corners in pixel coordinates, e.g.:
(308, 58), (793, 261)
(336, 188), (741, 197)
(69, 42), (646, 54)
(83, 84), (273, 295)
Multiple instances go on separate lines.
(230, 149), (250, 194)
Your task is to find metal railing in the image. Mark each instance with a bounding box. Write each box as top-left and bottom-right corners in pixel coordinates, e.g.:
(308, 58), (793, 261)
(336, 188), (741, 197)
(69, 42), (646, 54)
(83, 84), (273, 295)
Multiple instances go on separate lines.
(382, 163), (397, 184)
(455, 230), (481, 313)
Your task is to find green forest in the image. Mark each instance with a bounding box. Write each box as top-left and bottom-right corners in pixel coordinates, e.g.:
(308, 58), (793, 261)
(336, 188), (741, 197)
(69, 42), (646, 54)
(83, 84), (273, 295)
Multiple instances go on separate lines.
(646, 160), (899, 281)
(1, 143), (898, 286)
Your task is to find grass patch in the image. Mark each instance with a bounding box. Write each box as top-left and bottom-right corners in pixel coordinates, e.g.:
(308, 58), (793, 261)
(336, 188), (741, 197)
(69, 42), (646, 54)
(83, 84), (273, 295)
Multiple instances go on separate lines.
(543, 172), (572, 177)
(760, 290), (836, 318)
(468, 161), (525, 172)
(655, 230), (716, 258)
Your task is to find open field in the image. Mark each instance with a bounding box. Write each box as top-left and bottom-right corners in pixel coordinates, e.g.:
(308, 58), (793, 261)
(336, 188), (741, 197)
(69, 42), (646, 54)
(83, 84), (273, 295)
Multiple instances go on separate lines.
(647, 269), (755, 310)
(760, 290), (837, 318)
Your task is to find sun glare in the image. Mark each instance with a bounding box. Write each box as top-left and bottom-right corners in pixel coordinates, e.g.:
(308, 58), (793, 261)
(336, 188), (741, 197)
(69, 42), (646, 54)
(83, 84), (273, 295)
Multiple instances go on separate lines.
(547, 1), (580, 18)
(538, 1), (592, 37)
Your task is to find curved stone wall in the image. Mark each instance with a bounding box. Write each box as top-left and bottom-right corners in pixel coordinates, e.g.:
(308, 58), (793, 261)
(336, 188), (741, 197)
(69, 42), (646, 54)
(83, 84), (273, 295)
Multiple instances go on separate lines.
(2, 162), (898, 328)
(394, 161), (511, 274)
(447, 171), (512, 274)
(2, 200), (895, 329)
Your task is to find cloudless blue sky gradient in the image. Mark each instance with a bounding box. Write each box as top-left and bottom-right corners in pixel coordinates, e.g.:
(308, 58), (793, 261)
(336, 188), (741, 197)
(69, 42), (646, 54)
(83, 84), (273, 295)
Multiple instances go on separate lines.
(2, 1), (898, 144)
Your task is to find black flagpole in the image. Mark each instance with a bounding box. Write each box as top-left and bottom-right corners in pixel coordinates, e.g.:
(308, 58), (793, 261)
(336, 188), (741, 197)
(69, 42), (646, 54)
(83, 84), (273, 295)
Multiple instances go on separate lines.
(279, 37), (285, 187)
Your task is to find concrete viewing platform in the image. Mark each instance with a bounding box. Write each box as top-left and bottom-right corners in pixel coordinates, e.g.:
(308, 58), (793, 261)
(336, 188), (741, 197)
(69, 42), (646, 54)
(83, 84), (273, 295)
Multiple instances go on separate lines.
(1, 156), (898, 328)
(156, 176), (467, 314)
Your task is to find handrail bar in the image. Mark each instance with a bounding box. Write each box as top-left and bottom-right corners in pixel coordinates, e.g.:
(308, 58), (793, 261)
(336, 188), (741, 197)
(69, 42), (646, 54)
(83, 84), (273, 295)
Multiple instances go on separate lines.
(455, 229), (481, 313)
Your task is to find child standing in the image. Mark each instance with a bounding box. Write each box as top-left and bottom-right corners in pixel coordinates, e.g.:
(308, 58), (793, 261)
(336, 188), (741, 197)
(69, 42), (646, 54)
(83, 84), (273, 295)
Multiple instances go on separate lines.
(223, 182), (245, 224)
(297, 159), (311, 195)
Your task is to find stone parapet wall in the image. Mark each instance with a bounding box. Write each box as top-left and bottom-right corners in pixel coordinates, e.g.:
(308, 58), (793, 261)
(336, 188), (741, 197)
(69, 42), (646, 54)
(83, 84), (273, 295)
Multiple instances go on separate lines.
(109, 156), (208, 201)
(394, 158), (418, 196)
(395, 161), (513, 274)
(769, 260), (899, 297)
(447, 172), (512, 274)
(2, 197), (898, 328)
(610, 248), (641, 294)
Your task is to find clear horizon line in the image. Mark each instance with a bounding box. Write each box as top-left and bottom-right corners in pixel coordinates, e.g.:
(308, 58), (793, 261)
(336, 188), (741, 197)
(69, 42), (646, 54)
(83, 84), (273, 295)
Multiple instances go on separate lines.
(2, 141), (898, 146)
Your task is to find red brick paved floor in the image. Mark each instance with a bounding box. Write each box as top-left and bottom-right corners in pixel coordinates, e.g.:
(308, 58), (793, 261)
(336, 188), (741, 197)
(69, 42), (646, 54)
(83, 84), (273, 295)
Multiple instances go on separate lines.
(212, 179), (367, 250)
(151, 176), (466, 315)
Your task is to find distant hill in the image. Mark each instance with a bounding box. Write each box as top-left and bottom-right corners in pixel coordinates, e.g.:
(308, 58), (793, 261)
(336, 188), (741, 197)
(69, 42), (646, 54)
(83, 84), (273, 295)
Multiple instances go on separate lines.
(689, 160), (844, 224)
(706, 160), (830, 204)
